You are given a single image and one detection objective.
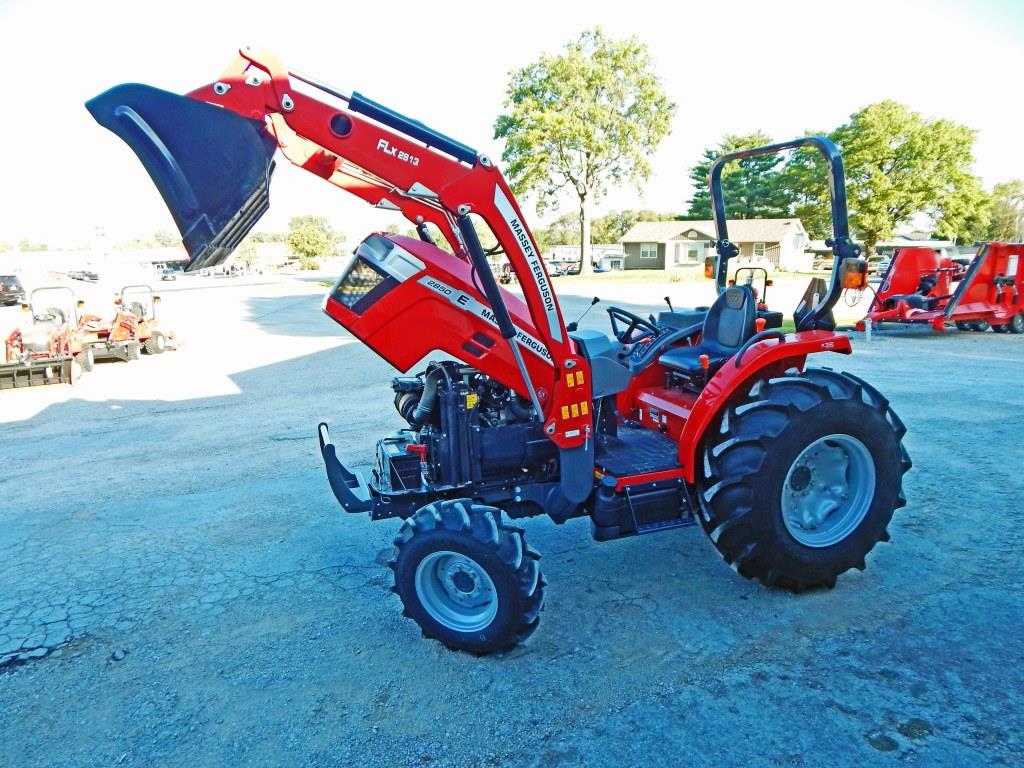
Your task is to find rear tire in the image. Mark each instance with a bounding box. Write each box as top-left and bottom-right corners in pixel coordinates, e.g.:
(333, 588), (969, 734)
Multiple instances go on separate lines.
(698, 369), (911, 592)
(955, 321), (971, 331)
(144, 332), (166, 355)
(390, 500), (544, 653)
(969, 321), (990, 332)
(992, 323), (1009, 334)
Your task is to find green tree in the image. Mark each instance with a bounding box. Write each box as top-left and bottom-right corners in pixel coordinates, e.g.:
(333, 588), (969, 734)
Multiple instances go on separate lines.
(18, 240), (47, 252)
(495, 28), (676, 275)
(236, 239), (259, 270)
(834, 101), (983, 255)
(287, 215), (336, 270)
(535, 213), (580, 248)
(686, 132), (790, 220)
(153, 230), (178, 247)
(591, 209), (677, 243)
(988, 180), (1024, 241)
(779, 142), (834, 240)
(251, 231), (287, 243)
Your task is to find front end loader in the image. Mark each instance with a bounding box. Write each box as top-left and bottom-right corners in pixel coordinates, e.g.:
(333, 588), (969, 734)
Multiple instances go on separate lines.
(88, 48), (911, 653)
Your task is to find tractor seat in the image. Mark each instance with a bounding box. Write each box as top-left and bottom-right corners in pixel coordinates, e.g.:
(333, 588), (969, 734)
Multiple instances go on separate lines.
(659, 286), (755, 376)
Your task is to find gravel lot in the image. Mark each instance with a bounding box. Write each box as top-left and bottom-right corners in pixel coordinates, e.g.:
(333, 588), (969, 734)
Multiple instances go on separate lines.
(1, 275), (1022, 767)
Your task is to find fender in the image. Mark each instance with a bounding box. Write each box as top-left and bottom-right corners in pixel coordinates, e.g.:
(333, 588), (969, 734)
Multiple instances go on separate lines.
(676, 330), (852, 482)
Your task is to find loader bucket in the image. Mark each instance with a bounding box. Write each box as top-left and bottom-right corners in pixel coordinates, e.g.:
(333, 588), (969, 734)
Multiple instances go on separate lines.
(86, 84), (277, 271)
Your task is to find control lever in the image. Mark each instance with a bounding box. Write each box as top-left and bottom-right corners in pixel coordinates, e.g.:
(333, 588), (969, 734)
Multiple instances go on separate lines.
(664, 296), (674, 313)
(566, 296), (600, 332)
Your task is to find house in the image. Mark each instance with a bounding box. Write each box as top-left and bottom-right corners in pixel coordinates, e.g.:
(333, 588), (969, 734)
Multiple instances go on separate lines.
(620, 218), (812, 272)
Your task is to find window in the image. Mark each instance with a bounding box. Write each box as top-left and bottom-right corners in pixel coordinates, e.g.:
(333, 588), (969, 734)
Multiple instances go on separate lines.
(640, 242), (658, 260)
(752, 242), (766, 258)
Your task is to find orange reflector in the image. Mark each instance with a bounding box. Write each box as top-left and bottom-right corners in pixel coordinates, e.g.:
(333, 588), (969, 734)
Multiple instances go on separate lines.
(756, 317), (766, 332)
(699, 354), (710, 370)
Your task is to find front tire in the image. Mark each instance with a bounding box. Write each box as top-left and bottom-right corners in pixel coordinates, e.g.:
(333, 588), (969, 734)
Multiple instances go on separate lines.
(144, 332), (166, 355)
(1009, 313), (1024, 334)
(698, 369), (911, 591)
(78, 346), (94, 372)
(390, 500), (544, 653)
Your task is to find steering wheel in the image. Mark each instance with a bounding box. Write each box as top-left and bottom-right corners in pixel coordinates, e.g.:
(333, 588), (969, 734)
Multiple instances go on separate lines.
(607, 306), (660, 345)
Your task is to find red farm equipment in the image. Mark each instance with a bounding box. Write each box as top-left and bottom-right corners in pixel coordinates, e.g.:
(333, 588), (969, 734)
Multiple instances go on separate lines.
(1, 287), (91, 388)
(80, 285), (172, 361)
(857, 243), (1024, 333)
(119, 285), (171, 354)
(88, 48), (911, 653)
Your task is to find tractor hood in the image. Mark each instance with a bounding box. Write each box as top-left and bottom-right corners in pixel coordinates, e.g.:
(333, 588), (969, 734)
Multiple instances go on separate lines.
(86, 84), (277, 272)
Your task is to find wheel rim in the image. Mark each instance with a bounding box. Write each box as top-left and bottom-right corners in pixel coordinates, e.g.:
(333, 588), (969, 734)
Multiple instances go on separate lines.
(781, 434), (876, 548)
(414, 551), (498, 632)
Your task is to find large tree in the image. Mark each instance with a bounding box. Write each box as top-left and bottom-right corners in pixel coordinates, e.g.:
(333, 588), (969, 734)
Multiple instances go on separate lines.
(494, 28), (675, 275)
(287, 215), (344, 270)
(686, 132), (791, 220)
(834, 101), (983, 255)
(988, 180), (1024, 241)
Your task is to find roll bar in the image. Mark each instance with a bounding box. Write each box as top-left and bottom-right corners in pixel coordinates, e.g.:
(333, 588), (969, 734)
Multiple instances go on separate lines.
(709, 136), (861, 331)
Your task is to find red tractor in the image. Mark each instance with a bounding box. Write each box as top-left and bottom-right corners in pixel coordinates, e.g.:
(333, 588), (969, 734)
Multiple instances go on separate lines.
(1, 287), (92, 388)
(857, 243), (1024, 332)
(88, 48), (911, 653)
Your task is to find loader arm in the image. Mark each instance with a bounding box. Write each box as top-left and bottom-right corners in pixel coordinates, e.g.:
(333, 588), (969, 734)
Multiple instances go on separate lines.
(86, 47), (592, 454)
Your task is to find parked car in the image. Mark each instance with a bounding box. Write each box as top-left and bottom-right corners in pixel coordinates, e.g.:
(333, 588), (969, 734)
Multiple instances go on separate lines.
(0, 275), (27, 306)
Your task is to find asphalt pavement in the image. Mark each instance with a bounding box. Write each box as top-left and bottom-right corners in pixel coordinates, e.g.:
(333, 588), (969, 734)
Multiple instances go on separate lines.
(1, 276), (1022, 767)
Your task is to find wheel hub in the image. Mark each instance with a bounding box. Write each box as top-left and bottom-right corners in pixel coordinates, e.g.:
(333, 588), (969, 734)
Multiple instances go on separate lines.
(788, 465), (812, 492)
(445, 564), (482, 600)
(415, 551), (498, 632)
(781, 434), (876, 548)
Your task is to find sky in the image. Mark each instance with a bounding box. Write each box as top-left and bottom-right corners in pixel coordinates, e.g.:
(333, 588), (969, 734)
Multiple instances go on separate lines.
(0, 0), (1022, 248)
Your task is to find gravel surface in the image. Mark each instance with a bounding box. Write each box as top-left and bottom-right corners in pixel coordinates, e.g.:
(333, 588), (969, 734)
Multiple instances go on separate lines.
(1, 276), (1022, 767)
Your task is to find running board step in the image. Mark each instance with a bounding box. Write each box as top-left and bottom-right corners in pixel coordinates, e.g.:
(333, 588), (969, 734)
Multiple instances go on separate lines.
(636, 517), (696, 534)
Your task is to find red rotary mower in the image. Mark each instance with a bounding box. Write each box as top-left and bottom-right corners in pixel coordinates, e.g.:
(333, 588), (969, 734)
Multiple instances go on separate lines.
(857, 243), (1024, 333)
(88, 48), (911, 653)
